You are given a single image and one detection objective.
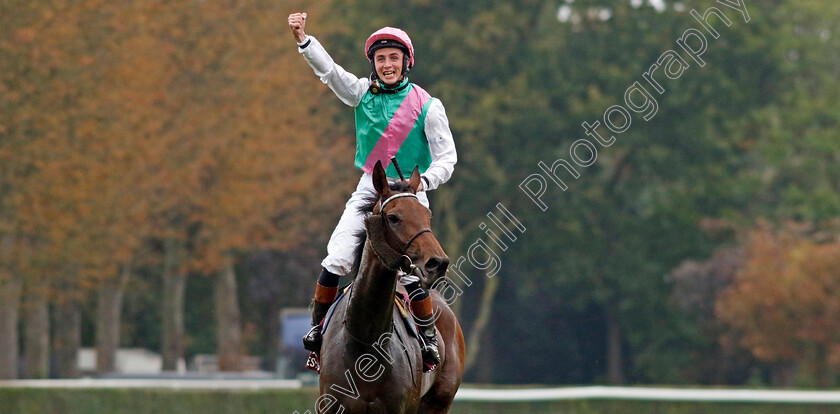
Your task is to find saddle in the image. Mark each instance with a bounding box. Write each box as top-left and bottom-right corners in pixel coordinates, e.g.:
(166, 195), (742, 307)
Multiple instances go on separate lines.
(305, 284), (430, 373)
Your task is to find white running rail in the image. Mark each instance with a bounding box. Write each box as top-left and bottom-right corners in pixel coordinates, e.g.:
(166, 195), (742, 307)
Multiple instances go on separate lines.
(0, 379), (303, 390)
(454, 386), (840, 404)
(3, 381), (840, 404)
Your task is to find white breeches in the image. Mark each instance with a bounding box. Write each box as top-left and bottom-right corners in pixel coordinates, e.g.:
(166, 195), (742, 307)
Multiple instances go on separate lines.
(321, 173), (429, 286)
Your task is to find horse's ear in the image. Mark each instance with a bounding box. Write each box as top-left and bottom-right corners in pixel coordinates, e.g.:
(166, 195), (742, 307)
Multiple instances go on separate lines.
(408, 166), (421, 193)
(372, 161), (389, 197)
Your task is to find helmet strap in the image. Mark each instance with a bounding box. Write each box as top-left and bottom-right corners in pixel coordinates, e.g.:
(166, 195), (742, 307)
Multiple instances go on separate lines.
(369, 75), (410, 95)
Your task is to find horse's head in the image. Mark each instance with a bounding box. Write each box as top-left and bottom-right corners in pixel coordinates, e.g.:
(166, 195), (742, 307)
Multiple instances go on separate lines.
(369, 161), (449, 282)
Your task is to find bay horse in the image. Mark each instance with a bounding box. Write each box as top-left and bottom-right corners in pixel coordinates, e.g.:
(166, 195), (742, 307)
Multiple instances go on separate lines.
(317, 161), (465, 414)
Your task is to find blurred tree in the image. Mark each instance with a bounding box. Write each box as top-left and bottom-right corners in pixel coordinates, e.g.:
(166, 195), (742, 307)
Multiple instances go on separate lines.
(742, 0), (840, 223)
(717, 222), (840, 387)
(457, 0), (770, 384)
(0, 236), (22, 379)
(702, 0), (840, 387)
(52, 292), (83, 378)
(242, 246), (321, 371)
(668, 238), (757, 384)
(92, 0), (354, 371)
(96, 265), (131, 374)
(21, 281), (49, 379)
(0, 0), (132, 377)
(1, 0), (352, 376)
(357, 0), (836, 385)
(3, 0), (839, 385)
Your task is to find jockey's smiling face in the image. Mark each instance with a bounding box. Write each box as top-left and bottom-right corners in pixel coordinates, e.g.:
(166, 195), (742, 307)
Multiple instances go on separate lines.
(373, 47), (404, 86)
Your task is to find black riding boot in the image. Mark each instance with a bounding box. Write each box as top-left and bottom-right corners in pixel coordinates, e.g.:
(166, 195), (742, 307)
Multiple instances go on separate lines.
(302, 269), (341, 352)
(302, 300), (333, 352)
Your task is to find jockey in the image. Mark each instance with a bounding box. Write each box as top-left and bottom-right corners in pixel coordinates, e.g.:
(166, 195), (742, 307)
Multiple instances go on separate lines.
(288, 13), (457, 367)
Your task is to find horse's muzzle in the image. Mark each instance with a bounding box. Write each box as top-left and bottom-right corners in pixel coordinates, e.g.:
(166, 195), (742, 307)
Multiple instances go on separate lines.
(423, 255), (450, 280)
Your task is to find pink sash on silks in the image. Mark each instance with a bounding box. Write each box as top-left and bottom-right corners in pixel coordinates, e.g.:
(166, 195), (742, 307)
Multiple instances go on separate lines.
(361, 85), (431, 174)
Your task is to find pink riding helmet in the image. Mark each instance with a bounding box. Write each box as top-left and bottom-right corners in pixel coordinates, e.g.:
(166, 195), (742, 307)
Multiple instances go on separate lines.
(364, 27), (415, 69)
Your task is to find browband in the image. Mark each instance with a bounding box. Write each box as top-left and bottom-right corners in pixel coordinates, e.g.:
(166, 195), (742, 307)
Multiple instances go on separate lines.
(379, 193), (417, 213)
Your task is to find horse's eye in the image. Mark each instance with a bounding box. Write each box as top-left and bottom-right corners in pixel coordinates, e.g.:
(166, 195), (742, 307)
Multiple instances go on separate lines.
(387, 214), (401, 225)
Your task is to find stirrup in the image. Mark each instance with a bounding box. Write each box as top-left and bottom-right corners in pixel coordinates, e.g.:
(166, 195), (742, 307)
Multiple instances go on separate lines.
(303, 324), (323, 352)
(421, 327), (441, 365)
(423, 343), (441, 365)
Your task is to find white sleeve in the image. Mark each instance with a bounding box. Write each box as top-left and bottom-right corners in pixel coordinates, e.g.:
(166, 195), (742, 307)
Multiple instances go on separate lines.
(298, 36), (369, 107)
(421, 99), (457, 191)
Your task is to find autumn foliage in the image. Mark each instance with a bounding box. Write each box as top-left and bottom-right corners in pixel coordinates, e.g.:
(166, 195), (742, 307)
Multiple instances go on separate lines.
(2, 1), (354, 272)
(716, 222), (840, 385)
(4, 0), (840, 386)
(1, 0), (353, 376)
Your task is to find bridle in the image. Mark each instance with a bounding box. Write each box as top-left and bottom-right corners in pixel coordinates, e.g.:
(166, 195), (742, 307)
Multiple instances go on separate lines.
(344, 191), (434, 348)
(371, 192), (433, 273)
(380, 192), (432, 252)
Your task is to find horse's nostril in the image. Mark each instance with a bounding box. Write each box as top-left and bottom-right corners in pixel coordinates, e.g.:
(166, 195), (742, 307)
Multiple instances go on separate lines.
(439, 256), (450, 272)
(425, 258), (439, 272)
(425, 256), (450, 274)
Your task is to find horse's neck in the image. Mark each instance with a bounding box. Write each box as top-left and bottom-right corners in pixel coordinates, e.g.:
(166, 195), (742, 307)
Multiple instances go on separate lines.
(345, 240), (398, 344)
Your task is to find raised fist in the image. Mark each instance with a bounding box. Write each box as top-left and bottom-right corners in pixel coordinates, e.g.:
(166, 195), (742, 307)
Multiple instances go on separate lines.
(288, 12), (307, 43)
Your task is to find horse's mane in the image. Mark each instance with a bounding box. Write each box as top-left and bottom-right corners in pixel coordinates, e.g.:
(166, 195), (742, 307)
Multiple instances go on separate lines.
(347, 182), (414, 279)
